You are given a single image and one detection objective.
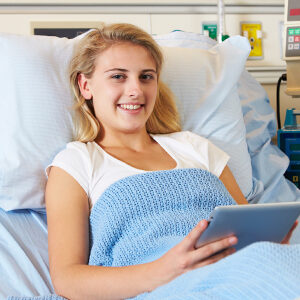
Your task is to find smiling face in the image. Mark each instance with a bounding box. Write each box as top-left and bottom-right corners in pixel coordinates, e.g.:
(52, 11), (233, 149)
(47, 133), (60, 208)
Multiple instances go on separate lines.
(78, 42), (158, 139)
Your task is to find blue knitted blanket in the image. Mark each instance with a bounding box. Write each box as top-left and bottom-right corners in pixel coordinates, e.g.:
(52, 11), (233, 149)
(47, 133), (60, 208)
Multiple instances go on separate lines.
(89, 168), (235, 267)
(8, 169), (300, 300)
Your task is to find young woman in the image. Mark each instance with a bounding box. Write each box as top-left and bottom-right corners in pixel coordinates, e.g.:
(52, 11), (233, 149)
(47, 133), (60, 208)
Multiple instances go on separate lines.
(45, 23), (292, 300)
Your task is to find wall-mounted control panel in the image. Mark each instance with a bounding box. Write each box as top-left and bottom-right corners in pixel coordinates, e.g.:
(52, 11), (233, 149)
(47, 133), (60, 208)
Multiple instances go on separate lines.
(284, 0), (300, 60)
(285, 26), (300, 57)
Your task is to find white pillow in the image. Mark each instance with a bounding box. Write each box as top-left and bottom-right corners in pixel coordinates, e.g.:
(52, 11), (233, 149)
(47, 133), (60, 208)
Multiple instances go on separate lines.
(158, 37), (252, 198)
(154, 30), (216, 49)
(0, 33), (76, 210)
(0, 32), (250, 211)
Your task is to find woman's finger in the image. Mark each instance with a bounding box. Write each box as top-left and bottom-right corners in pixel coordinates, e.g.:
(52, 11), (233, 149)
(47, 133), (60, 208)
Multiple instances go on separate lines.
(182, 220), (209, 250)
(198, 235), (237, 259)
(193, 247), (236, 269)
(281, 220), (298, 244)
(187, 235), (238, 267)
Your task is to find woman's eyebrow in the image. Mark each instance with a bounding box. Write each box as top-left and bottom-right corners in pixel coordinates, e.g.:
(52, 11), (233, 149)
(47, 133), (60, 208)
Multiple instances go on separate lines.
(104, 68), (128, 73)
(104, 68), (157, 73)
(143, 69), (157, 73)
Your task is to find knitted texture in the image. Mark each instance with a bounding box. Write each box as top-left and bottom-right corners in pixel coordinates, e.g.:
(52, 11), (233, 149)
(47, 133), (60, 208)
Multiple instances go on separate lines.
(89, 168), (235, 267)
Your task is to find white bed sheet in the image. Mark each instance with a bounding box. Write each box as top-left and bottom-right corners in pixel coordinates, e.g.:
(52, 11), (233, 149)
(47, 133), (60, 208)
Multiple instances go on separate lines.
(0, 208), (53, 298)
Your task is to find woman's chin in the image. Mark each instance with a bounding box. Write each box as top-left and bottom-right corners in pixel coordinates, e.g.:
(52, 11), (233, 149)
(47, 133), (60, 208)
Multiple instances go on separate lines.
(120, 126), (147, 135)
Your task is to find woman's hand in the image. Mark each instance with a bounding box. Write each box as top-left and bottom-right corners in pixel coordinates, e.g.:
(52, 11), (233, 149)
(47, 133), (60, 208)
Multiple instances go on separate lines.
(281, 220), (298, 244)
(155, 220), (238, 287)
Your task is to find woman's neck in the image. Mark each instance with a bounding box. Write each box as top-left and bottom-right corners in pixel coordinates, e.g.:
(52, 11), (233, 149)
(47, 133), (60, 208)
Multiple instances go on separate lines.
(96, 129), (154, 152)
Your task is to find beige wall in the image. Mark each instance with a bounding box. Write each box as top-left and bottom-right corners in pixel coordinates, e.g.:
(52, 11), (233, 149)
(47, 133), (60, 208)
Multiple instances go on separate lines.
(263, 83), (300, 132)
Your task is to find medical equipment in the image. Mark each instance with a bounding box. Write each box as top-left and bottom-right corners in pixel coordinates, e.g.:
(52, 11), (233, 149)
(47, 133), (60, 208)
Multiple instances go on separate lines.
(202, 22), (217, 40)
(202, 0), (229, 42)
(217, 0), (225, 43)
(283, 0), (300, 97)
(241, 22), (263, 59)
(278, 109), (300, 188)
(277, 0), (300, 187)
(217, 0), (229, 42)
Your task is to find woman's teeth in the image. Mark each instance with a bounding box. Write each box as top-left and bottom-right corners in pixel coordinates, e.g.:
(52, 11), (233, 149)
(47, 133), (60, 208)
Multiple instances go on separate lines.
(119, 104), (142, 110)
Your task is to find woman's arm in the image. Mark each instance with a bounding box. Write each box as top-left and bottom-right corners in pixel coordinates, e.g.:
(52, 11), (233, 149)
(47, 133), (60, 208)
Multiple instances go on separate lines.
(46, 167), (238, 300)
(219, 165), (248, 205)
(46, 166), (163, 299)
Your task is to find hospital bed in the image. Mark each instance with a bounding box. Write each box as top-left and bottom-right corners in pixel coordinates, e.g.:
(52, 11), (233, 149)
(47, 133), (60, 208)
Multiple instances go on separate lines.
(0, 22), (300, 299)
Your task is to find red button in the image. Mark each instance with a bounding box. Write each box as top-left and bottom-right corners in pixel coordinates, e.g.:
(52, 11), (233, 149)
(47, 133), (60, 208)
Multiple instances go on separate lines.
(295, 36), (300, 42)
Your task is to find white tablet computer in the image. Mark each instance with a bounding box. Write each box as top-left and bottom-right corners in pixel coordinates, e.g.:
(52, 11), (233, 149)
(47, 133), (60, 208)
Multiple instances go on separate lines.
(195, 202), (300, 251)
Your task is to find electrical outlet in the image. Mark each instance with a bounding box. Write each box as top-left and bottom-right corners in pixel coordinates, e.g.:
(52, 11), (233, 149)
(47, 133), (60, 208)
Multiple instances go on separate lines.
(241, 22), (263, 60)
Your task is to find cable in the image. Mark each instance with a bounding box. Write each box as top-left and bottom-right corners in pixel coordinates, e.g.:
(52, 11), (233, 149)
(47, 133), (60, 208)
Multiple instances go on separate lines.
(276, 73), (287, 130)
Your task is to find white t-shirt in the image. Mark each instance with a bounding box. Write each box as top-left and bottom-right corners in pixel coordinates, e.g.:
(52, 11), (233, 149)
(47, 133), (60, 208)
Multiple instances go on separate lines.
(46, 131), (229, 208)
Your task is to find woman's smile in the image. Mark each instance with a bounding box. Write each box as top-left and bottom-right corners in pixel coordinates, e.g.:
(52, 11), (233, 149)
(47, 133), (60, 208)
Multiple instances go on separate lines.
(117, 103), (144, 113)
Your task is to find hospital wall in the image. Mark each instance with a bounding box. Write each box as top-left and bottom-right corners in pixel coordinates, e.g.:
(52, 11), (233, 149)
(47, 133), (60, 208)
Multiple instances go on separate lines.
(1, 0), (298, 137)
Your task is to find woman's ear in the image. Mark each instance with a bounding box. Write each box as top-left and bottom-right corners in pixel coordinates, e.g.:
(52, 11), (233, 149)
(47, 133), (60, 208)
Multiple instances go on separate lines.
(78, 73), (92, 100)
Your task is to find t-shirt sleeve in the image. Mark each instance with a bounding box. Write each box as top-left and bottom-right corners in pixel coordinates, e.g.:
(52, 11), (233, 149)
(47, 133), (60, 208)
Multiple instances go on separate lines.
(185, 131), (230, 177)
(45, 142), (91, 196)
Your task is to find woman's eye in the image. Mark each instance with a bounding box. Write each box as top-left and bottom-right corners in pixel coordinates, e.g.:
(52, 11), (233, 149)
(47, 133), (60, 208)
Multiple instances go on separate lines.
(112, 74), (125, 80)
(141, 74), (154, 80)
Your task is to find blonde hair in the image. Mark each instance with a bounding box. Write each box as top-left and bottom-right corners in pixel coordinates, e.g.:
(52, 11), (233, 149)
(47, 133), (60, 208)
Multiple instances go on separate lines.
(69, 23), (181, 142)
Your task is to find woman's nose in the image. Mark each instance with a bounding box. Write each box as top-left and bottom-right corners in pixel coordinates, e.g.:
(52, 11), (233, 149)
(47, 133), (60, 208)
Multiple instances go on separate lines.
(127, 78), (143, 99)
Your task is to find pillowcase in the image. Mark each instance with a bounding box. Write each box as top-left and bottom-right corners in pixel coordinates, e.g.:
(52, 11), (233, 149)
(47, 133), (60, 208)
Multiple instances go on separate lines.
(154, 30), (216, 49)
(156, 35), (253, 198)
(0, 31), (250, 211)
(0, 33), (76, 210)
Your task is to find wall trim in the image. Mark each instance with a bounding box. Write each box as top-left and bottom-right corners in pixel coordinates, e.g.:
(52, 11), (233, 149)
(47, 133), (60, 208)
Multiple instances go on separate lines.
(247, 66), (286, 84)
(0, 3), (284, 15)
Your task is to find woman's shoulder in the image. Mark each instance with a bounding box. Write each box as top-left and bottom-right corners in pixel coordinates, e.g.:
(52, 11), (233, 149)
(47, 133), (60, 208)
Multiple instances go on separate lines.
(52, 141), (86, 159)
(51, 140), (105, 167)
(153, 130), (209, 145)
(61, 140), (101, 155)
(64, 140), (93, 150)
(46, 141), (104, 180)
